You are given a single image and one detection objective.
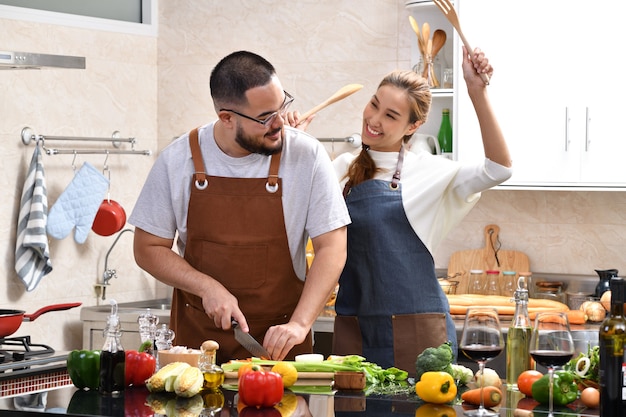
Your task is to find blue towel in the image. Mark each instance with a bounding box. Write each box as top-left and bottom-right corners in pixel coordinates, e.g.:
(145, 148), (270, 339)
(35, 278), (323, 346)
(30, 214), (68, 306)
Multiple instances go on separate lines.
(47, 162), (109, 244)
(15, 146), (53, 292)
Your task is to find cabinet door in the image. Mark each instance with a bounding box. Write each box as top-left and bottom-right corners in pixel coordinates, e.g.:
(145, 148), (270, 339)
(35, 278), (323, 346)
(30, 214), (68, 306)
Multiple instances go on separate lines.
(456, 0), (584, 186)
(577, 4), (626, 185)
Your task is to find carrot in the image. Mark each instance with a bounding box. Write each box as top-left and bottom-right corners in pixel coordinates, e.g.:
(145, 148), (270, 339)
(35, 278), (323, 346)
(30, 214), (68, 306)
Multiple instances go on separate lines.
(566, 310), (587, 325)
(461, 386), (502, 408)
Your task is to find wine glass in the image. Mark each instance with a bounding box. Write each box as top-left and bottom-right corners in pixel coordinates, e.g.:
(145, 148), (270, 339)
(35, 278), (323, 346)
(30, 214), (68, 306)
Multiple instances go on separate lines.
(460, 308), (505, 417)
(529, 312), (575, 417)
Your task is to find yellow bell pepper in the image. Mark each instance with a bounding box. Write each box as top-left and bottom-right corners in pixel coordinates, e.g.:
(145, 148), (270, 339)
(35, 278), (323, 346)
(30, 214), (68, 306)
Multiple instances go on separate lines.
(414, 403), (456, 417)
(415, 371), (457, 404)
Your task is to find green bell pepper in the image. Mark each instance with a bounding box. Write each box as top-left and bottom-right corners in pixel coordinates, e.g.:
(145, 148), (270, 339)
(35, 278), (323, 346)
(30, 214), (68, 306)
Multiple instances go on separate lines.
(67, 349), (101, 390)
(531, 371), (578, 406)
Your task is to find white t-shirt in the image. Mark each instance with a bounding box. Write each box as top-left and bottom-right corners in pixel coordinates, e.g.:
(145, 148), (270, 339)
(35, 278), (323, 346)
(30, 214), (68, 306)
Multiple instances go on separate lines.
(333, 148), (512, 253)
(129, 122), (351, 279)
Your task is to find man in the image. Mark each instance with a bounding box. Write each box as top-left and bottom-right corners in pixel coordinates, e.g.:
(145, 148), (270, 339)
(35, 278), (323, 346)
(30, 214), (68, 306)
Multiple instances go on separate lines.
(129, 51), (349, 362)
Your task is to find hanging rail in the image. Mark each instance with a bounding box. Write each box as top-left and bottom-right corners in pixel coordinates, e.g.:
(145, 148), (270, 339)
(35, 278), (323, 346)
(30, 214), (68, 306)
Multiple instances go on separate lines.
(20, 126), (152, 156)
(317, 133), (361, 148)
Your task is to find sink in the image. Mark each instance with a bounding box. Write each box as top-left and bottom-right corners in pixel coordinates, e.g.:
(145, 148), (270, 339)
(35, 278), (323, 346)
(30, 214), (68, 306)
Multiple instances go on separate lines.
(117, 298), (172, 310)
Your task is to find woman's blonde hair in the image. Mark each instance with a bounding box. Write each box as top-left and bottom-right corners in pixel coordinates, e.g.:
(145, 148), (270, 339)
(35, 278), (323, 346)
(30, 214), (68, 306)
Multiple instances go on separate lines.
(346, 70), (432, 189)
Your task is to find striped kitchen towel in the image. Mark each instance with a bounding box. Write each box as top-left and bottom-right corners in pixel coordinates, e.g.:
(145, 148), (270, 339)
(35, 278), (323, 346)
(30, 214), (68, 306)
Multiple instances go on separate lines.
(15, 146), (53, 291)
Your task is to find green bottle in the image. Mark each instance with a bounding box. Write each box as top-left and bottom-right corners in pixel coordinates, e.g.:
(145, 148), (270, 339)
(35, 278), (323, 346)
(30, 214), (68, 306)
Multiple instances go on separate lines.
(437, 108), (453, 159)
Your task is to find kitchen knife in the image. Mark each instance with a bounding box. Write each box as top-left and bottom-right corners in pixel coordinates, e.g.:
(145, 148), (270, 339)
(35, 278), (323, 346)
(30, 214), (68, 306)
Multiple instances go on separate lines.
(232, 319), (271, 359)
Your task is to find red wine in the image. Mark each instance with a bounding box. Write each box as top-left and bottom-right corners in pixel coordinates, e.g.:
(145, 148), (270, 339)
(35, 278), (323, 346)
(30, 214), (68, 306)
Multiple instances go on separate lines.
(530, 350), (572, 367)
(461, 344), (503, 362)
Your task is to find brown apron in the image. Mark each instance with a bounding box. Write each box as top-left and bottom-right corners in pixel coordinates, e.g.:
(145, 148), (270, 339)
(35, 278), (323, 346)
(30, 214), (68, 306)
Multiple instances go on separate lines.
(170, 128), (312, 363)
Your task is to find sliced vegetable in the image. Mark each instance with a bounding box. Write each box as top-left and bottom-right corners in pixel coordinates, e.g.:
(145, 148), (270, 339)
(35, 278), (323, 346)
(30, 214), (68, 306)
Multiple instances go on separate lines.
(461, 386), (502, 408)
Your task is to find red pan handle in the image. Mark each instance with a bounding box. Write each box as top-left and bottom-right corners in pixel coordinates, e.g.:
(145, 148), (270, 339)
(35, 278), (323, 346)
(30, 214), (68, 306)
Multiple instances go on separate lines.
(23, 302), (82, 322)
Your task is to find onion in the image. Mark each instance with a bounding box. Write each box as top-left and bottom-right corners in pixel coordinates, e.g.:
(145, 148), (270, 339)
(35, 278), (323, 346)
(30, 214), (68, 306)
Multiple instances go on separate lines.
(575, 356), (591, 377)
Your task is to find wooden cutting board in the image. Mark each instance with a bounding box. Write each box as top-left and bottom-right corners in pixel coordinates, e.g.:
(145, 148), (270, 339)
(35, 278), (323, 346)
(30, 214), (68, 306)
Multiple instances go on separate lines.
(447, 224), (530, 294)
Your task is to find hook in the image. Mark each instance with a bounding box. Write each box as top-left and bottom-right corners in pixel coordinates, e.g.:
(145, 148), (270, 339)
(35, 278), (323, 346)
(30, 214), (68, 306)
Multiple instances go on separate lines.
(103, 151), (111, 203)
(71, 151), (78, 173)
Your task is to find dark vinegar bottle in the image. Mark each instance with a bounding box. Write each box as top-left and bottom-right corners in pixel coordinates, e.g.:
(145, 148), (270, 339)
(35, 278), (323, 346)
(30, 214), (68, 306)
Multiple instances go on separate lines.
(599, 277), (626, 416)
(99, 300), (125, 396)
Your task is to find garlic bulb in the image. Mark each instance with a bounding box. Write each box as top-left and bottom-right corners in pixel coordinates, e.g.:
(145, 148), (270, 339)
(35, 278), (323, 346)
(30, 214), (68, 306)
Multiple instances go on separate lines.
(580, 301), (606, 322)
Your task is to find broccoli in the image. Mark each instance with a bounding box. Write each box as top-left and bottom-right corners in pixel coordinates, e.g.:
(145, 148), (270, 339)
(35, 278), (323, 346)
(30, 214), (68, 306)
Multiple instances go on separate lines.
(415, 341), (454, 381)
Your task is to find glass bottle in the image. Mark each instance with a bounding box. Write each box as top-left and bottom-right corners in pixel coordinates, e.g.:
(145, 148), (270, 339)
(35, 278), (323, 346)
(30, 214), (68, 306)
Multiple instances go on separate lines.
(199, 340), (224, 390)
(99, 299), (125, 396)
(155, 324), (175, 369)
(485, 270), (500, 296)
(506, 277), (532, 388)
(437, 108), (453, 159)
(599, 277), (626, 416)
(468, 269), (485, 294)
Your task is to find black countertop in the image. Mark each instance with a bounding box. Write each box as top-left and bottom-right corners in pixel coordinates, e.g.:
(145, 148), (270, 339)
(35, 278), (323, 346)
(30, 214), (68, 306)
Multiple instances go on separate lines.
(0, 383), (600, 417)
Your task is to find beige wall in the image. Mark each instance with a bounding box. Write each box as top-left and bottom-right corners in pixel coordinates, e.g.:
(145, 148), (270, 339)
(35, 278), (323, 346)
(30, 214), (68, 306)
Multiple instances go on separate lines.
(0, 0), (623, 351)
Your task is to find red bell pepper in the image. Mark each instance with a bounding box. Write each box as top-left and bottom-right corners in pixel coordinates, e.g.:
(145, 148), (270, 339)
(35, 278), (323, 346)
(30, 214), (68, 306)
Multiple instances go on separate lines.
(238, 365), (284, 408)
(239, 406), (282, 417)
(125, 341), (156, 387)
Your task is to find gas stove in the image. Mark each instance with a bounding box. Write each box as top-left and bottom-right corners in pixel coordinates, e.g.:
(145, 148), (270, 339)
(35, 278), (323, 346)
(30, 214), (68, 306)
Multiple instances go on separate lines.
(0, 336), (71, 398)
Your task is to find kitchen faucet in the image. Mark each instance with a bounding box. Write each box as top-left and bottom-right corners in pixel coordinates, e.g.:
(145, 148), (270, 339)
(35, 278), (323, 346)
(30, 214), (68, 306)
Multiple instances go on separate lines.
(98, 228), (134, 300)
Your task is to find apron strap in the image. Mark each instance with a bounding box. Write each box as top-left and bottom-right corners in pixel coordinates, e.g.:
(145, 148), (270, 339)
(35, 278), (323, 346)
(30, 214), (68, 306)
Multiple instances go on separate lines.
(189, 128), (208, 190)
(266, 151), (282, 193)
(390, 143), (405, 190)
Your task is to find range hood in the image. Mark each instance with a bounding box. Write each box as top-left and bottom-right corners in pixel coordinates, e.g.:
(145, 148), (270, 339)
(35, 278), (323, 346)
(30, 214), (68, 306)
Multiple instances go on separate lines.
(0, 51), (85, 70)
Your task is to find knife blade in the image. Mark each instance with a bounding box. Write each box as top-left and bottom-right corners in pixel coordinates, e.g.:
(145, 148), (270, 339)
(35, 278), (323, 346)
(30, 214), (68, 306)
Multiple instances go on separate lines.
(232, 320), (271, 359)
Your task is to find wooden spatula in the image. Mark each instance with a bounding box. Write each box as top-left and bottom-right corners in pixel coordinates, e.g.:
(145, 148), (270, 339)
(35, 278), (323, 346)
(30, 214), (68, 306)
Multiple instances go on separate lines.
(297, 83), (363, 125)
(433, 0), (490, 85)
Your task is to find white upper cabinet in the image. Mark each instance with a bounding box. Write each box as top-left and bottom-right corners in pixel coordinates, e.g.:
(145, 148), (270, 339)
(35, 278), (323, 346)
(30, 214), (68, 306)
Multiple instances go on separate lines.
(455, 0), (626, 188)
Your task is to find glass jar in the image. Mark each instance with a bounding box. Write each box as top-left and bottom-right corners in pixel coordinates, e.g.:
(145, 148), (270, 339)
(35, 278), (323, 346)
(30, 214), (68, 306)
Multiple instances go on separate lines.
(502, 271), (517, 297)
(485, 270), (501, 295)
(468, 269), (485, 294)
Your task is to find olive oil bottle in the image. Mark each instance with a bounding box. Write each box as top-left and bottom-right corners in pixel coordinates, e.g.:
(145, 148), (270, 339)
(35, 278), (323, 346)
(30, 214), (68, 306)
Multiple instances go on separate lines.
(199, 340), (224, 389)
(506, 276), (532, 388)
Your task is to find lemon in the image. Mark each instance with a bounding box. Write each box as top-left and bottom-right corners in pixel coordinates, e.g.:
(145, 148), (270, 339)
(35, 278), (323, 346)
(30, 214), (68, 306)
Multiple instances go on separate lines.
(271, 362), (298, 387)
(275, 391), (298, 417)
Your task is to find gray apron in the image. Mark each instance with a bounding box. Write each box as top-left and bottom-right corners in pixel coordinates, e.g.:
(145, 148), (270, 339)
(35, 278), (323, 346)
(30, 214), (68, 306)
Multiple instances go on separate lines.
(332, 147), (456, 375)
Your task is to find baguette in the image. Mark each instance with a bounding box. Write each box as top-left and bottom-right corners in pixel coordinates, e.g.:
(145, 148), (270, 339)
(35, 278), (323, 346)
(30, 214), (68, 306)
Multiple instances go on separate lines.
(446, 294), (569, 318)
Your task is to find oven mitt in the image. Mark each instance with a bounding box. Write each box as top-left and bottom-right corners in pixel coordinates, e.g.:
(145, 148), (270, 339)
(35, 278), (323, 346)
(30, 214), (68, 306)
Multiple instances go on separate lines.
(47, 162), (109, 244)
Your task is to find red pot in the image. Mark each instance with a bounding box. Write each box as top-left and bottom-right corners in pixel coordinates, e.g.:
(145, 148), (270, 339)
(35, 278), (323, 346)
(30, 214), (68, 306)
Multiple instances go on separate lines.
(92, 199), (127, 236)
(0, 303), (82, 338)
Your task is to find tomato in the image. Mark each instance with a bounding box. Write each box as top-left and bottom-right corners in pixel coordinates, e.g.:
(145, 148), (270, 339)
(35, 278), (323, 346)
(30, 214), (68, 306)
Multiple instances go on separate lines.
(517, 370), (543, 397)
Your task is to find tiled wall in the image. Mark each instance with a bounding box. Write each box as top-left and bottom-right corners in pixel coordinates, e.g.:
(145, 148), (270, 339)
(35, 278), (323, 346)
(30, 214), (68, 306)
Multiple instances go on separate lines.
(0, 0), (624, 351)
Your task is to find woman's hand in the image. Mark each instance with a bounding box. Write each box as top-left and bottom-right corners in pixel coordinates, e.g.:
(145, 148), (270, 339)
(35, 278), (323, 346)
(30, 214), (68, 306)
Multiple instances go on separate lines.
(462, 46), (492, 89)
(285, 111), (315, 131)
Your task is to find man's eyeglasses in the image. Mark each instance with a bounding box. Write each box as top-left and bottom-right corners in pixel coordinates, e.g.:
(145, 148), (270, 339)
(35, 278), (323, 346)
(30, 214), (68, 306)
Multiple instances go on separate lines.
(221, 91), (294, 127)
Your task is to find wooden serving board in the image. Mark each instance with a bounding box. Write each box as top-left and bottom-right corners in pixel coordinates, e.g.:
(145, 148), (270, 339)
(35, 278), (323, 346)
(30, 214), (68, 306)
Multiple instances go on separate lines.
(447, 224), (530, 294)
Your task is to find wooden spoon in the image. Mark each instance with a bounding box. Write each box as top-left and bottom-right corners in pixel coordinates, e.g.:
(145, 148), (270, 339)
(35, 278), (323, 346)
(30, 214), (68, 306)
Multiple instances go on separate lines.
(421, 22), (430, 51)
(408, 16), (426, 56)
(431, 29), (447, 60)
(298, 84), (363, 125)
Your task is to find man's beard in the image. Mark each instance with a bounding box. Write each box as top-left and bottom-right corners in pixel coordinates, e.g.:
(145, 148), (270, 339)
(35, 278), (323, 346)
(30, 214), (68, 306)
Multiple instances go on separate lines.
(235, 125), (283, 156)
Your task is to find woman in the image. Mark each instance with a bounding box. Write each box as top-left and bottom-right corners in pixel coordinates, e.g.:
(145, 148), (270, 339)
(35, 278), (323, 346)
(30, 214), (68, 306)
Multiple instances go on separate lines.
(292, 47), (512, 374)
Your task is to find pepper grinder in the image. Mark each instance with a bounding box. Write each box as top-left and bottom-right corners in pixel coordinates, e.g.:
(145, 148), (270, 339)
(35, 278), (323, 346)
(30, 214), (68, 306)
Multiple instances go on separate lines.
(137, 309), (158, 355)
(155, 323), (175, 369)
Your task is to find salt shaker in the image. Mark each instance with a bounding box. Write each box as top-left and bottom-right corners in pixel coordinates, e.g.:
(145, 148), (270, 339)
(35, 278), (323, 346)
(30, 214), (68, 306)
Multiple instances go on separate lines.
(155, 324), (175, 369)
